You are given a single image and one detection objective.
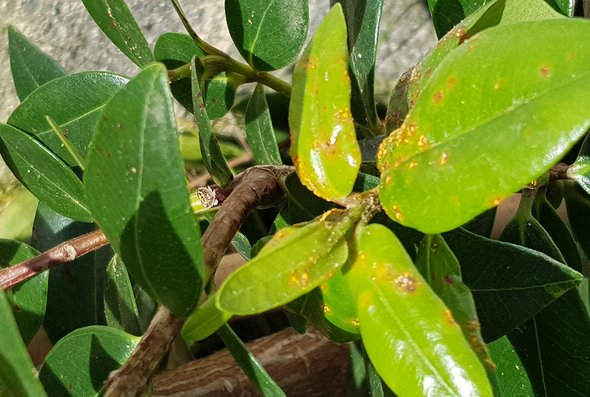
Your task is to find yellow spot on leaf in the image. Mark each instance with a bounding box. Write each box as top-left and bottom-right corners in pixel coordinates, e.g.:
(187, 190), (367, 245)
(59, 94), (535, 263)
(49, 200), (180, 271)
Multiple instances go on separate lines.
(394, 273), (418, 292)
(439, 152), (448, 165)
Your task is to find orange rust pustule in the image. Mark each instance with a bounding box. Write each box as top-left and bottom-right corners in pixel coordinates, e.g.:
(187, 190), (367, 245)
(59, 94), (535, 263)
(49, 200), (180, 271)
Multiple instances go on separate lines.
(395, 273), (418, 292)
(432, 90), (444, 104)
(540, 64), (552, 78)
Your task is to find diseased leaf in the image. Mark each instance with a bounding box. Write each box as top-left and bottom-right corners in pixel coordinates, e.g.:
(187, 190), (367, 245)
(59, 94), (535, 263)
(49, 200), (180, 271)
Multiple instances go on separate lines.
(85, 64), (204, 318)
(289, 4), (361, 201)
(444, 228), (582, 341)
(0, 239), (46, 345)
(81, 0), (153, 66)
(217, 207), (361, 315)
(225, 0), (309, 71)
(379, 19), (590, 234)
(347, 224), (492, 396)
(39, 326), (139, 396)
(427, 0), (486, 38)
(488, 336), (535, 396)
(246, 84), (282, 165)
(0, 124), (91, 222)
(8, 72), (128, 167)
(0, 289), (47, 397)
(8, 26), (66, 101)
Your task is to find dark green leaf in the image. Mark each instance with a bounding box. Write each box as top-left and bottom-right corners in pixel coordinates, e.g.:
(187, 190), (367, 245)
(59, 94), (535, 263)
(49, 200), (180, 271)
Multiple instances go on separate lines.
(544, 0), (575, 16)
(153, 32), (205, 65)
(103, 255), (142, 336)
(290, 4), (361, 201)
(81, 0), (153, 66)
(0, 289), (47, 397)
(232, 231), (252, 261)
(217, 324), (286, 396)
(487, 336), (535, 396)
(564, 181), (590, 260)
(463, 208), (497, 238)
(182, 293), (231, 343)
(8, 72), (128, 167)
(8, 26), (66, 101)
(246, 84), (282, 165)
(281, 172), (334, 224)
(570, 132), (590, 195)
(0, 124), (91, 222)
(225, 0), (309, 71)
(218, 207), (361, 315)
(444, 228), (582, 341)
(331, 0), (382, 135)
(85, 63), (204, 318)
(427, 0), (486, 37)
(39, 326), (139, 396)
(0, 239), (46, 345)
(379, 19), (590, 234)
(32, 203), (109, 343)
(191, 57), (233, 187)
(347, 224), (492, 396)
(509, 289), (590, 396)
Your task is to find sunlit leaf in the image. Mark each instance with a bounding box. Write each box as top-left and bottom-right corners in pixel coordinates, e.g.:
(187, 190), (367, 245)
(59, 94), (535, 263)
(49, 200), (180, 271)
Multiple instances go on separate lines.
(182, 293), (231, 343)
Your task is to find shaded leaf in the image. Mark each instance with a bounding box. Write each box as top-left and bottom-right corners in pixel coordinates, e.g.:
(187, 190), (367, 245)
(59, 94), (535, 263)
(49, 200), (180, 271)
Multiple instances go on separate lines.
(487, 336), (535, 396)
(543, 0), (576, 16)
(0, 124), (91, 222)
(444, 228), (582, 341)
(281, 172), (333, 224)
(0, 289), (47, 397)
(563, 181), (590, 260)
(289, 4), (361, 201)
(225, 0), (309, 71)
(85, 64), (204, 318)
(8, 26), (66, 101)
(39, 326), (139, 396)
(182, 293), (231, 343)
(379, 19), (590, 234)
(217, 207), (361, 315)
(427, 0), (486, 38)
(32, 203), (109, 343)
(246, 84), (282, 165)
(570, 132), (590, 195)
(0, 239), (46, 345)
(81, 0), (153, 66)
(8, 72), (128, 167)
(347, 224), (492, 396)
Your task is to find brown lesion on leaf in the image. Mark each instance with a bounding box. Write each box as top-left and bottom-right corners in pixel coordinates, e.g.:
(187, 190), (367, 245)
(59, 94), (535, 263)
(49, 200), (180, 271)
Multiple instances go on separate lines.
(444, 308), (457, 326)
(394, 272), (418, 293)
(432, 90), (444, 105)
(539, 64), (552, 78)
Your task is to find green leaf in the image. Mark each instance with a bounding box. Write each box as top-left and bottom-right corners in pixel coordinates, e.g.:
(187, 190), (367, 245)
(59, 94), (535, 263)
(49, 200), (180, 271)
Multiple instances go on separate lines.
(544, 0), (575, 16)
(32, 203), (109, 343)
(427, 0), (486, 38)
(378, 19), (590, 234)
(416, 235), (496, 373)
(508, 289), (590, 396)
(217, 324), (286, 396)
(225, 0), (309, 71)
(85, 63), (204, 318)
(39, 326), (139, 396)
(331, 0), (382, 135)
(289, 3), (361, 201)
(8, 26), (66, 101)
(0, 239), (46, 345)
(245, 84), (282, 165)
(444, 228), (582, 341)
(0, 187), (37, 241)
(487, 336), (535, 396)
(217, 207), (361, 315)
(0, 124), (91, 222)
(7, 72), (128, 167)
(0, 289), (47, 397)
(191, 57), (233, 188)
(153, 32), (204, 65)
(570, 133), (590, 195)
(281, 173), (333, 224)
(81, 0), (153, 66)
(182, 293), (232, 343)
(564, 181), (590, 259)
(347, 224), (492, 396)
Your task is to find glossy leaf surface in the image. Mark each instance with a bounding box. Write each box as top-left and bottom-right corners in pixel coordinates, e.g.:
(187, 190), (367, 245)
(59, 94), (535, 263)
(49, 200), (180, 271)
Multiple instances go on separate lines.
(0, 239), (46, 345)
(0, 124), (91, 222)
(245, 84), (282, 165)
(191, 57), (233, 188)
(544, 0), (575, 16)
(85, 64), (204, 318)
(225, 0), (309, 71)
(444, 228), (582, 341)
(218, 207), (361, 315)
(347, 224), (492, 396)
(427, 0), (486, 37)
(488, 336), (534, 396)
(8, 72), (128, 166)
(289, 4), (361, 201)
(81, 0), (153, 66)
(182, 293), (231, 343)
(379, 19), (590, 234)
(8, 26), (66, 101)
(331, 0), (382, 134)
(0, 289), (47, 397)
(39, 326), (139, 396)
(32, 203), (109, 343)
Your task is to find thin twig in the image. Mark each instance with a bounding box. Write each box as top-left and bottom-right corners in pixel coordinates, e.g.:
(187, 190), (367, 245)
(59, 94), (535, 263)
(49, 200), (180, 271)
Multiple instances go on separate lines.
(0, 230), (108, 290)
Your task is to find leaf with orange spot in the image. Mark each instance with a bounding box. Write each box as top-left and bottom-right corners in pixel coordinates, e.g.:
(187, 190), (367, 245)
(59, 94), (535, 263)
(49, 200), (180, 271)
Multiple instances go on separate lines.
(289, 4), (361, 201)
(379, 19), (590, 234)
(346, 224), (493, 396)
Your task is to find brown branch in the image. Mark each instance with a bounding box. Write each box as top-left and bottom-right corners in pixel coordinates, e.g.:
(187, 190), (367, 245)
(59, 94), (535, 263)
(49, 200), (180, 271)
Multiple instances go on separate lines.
(151, 327), (350, 397)
(0, 230), (108, 290)
(188, 152), (254, 189)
